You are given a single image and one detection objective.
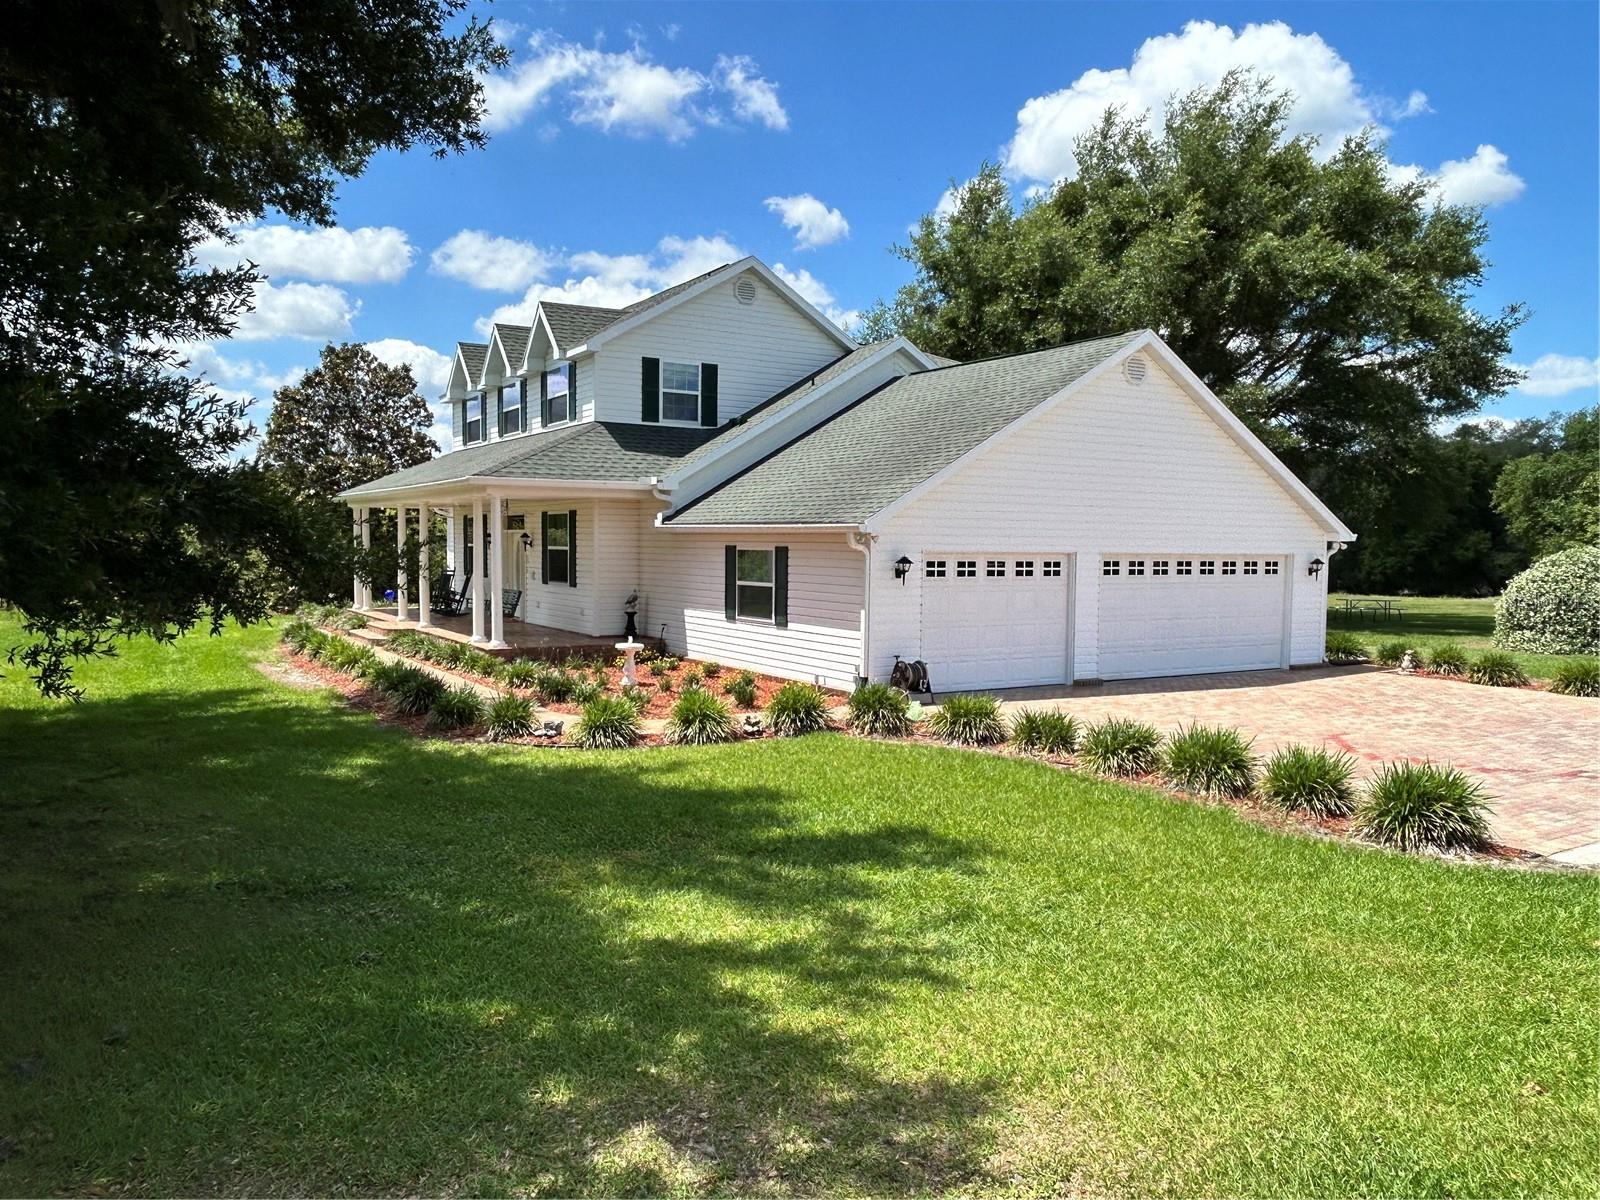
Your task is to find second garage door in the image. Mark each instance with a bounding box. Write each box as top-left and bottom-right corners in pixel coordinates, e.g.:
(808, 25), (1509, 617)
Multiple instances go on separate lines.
(920, 555), (1071, 691)
(1098, 555), (1287, 679)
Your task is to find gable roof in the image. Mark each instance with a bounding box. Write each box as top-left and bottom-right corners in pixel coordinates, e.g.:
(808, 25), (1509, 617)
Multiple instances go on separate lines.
(446, 341), (488, 396)
(664, 331), (1146, 526)
(538, 303), (625, 358)
(489, 324), (531, 380)
(338, 422), (716, 499)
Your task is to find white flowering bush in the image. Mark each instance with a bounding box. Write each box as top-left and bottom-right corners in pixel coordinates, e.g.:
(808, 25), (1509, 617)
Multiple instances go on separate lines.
(1494, 547), (1600, 654)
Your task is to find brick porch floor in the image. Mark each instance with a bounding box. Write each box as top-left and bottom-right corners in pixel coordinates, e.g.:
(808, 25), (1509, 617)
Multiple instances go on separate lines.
(966, 666), (1600, 862)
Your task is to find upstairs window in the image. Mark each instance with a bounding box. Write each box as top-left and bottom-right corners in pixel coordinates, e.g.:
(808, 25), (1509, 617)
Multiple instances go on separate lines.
(500, 382), (523, 436)
(544, 363), (570, 423)
(464, 393), (485, 443)
(661, 361), (700, 423)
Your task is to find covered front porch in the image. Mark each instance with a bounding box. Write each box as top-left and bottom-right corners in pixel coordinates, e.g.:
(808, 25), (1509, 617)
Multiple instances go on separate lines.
(359, 606), (658, 662)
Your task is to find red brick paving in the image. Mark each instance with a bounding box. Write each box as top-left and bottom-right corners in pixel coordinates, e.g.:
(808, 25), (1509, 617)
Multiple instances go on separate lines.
(984, 666), (1600, 859)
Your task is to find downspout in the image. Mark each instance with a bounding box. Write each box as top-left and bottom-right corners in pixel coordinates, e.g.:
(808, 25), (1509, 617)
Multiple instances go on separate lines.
(848, 529), (874, 687)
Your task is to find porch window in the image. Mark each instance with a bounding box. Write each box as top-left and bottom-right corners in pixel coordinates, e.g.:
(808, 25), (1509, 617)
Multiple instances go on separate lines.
(544, 363), (570, 423)
(464, 392), (485, 443)
(544, 512), (570, 584)
(734, 548), (774, 621)
(661, 361), (700, 423)
(500, 383), (523, 435)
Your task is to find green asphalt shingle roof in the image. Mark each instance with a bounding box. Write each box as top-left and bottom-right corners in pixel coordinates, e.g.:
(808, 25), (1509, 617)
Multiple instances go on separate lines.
(665, 330), (1145, 526)
(540, 302), (625, 353)
(491, 324), (530, 375)
(339, 422), (716, 499)
(456, 341), (487, 385)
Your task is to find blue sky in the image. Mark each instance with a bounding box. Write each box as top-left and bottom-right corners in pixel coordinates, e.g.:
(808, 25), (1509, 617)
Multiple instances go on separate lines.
(194, 1), (1600, 447)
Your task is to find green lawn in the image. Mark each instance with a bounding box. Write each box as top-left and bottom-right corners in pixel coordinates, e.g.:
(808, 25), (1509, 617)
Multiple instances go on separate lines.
(1328, 592), (1590, 679)
(1, 618), (1596, 1197)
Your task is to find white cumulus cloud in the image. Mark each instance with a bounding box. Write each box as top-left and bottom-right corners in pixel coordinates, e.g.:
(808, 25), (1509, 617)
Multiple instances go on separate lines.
(430, 230), (558, 292)
(229, 281), (357, 341)
(480, 235), (746, 333)
(1388, 143), (1526, 208)
(1510, 353), (1600, 398)
(765, 193), (850, 249)
(481, 33), (787, 141)
(195, 223), (414, 284)
(772, 262), (859, 333)
(1005, 20), (1398, 183)
(365, 338), (454, 394)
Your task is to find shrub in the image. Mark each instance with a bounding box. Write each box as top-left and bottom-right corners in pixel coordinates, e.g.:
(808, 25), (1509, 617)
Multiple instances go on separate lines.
(431, 639), (470, 668)
(1467, 651), (1530, 688)
(485, 693), (536, 741)
(323, 609), (367, 631)
(656, 673), (675, 694)
(364, 659), (412, 695)
(619, 685), (651, 714)
(701, 660), (722, 678)
(301, 628), (331, 661)
(766, 682), (831, 737)
(458, 649), (502, 679)
(1374, 640), (1414, 668)
(324, 639), (375, 677)
(724, 670), (758, 709)
(280, 619), (317, 654)
(665, 688), (738, 745)
(386, 629), (429, 658)
(570, 695), (642, 749)
(1427, 643), (1468, 676)
(1009, 709), (1079, 756)
(1259, 746), (1357, 817)
(1495, 547), (1600, 655)
(499, 660), (545, 690)
(537, 671), (577, 703)
(655, 654), (681, 674)
(1549, 658), (1600, 698)
(426, 686), (486, 731)
(847, 682), (912, 738)
(383, 665), (445, 716)
(1354, 761), (1492, 852)
(1078, 718), (1163, 777)
(1162, 724), (1258, 797)
(1324, 632), (1370, 664)
(570, 679), (603, 705)
(926, 694), (1006, 746)
(681, 667), (704, 691)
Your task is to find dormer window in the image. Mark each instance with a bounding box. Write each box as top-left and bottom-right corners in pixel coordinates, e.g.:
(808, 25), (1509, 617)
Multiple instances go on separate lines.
(499, 381), (523, 436)
(464, 392), (485, 443)
(544, 363), (570, 424)
(661, 361), (700, 423)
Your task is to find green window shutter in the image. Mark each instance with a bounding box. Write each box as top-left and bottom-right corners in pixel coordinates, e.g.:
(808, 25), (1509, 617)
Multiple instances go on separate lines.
(568, 509), (578, 588)
(540, 370), (551, 427)
(540, 511), (550, 584)
(724, 545), (737, 621)
(774, 546), (789, 628)
(641, 356), (660, 423)
(519, 377), (528, 432)
(496, 387), (505, 438)
(700, 362), (718, 426)
(568, 360), (578, 420)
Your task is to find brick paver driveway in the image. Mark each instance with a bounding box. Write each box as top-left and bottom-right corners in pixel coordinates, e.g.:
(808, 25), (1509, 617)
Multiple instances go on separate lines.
(969, 666), (1600, 862)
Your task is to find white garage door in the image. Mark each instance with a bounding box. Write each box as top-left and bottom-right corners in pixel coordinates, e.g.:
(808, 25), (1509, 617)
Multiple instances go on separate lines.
(920, 555), (1070, 691)
(1098, 555), (1287, 680)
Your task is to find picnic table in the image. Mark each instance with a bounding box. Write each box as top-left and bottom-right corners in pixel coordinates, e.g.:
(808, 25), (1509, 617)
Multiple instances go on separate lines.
(1334, 597), (1404, 623)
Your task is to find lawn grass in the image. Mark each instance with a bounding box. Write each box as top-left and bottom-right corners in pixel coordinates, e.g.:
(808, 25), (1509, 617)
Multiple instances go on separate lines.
(1, 616), (1597, 1196)
(1328, 592), (1590, 679)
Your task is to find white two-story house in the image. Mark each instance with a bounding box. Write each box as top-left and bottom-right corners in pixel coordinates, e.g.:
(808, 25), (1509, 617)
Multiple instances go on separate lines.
(340, 257), (1355, 692)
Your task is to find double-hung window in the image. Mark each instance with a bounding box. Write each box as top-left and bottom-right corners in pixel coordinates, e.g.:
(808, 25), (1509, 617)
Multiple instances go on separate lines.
(500, 382), (523, 436)
(734, 548), (774, 621)
(464, 392), (484, 443)
(661, 361), (701, 423)
(544, 513), (570, 584)
(544, 363), (570, 423)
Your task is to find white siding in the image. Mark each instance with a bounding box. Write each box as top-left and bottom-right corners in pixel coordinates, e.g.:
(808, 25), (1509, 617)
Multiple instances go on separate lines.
(868, 358), (1331, 681)
(639, 504), (864, 689)
(591, 272), (846, 425)
(510, 498), (640, 637)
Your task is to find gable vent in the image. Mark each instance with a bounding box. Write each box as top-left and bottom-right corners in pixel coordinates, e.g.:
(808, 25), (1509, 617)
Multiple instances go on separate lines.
(734, 276), (758, 305)
(1123, 355), (1149, 385)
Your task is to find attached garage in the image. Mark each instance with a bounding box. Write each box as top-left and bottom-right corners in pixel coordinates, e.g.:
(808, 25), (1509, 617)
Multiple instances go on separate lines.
(919, 554), (1071, 691)
(1097, 555), (1289, 680)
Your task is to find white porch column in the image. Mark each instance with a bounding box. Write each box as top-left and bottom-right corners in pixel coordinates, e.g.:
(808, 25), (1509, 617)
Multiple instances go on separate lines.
(446, 505), (458, 573)
(395, 506), (410, 622)
(350, 506), (363, 610)
(488, 492), (508, 648)
(469, 497), (487, 643)
(416, 507), (433, 628)
(358, 506), (373, 610)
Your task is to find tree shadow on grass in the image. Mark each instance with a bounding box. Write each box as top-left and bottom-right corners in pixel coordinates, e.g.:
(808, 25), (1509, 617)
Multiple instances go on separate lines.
(0, 684), (1000, 1195)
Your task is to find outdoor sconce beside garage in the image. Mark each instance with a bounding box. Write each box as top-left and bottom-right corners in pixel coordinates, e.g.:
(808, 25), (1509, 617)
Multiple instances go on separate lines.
(894, 555), (914, 583)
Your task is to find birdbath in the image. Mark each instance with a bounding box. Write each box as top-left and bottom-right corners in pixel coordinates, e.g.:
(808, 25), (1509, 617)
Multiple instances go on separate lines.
(615, 640), (645, 687)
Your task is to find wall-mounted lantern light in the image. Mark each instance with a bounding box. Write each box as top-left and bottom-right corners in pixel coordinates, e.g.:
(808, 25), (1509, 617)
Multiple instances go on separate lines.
(1307, 557), (1325, 578)
(894, 555), (914, 583)
(519, 531), (533, 550)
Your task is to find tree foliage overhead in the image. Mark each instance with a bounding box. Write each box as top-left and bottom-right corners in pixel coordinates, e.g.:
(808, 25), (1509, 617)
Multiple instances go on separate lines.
(0, 0), (504, 696)
(863, 72), (1528, 590)
(262, 343), (435, 501)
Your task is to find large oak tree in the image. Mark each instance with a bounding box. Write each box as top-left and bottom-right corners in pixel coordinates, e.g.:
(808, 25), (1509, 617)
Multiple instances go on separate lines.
(0, 0), (504, 696)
